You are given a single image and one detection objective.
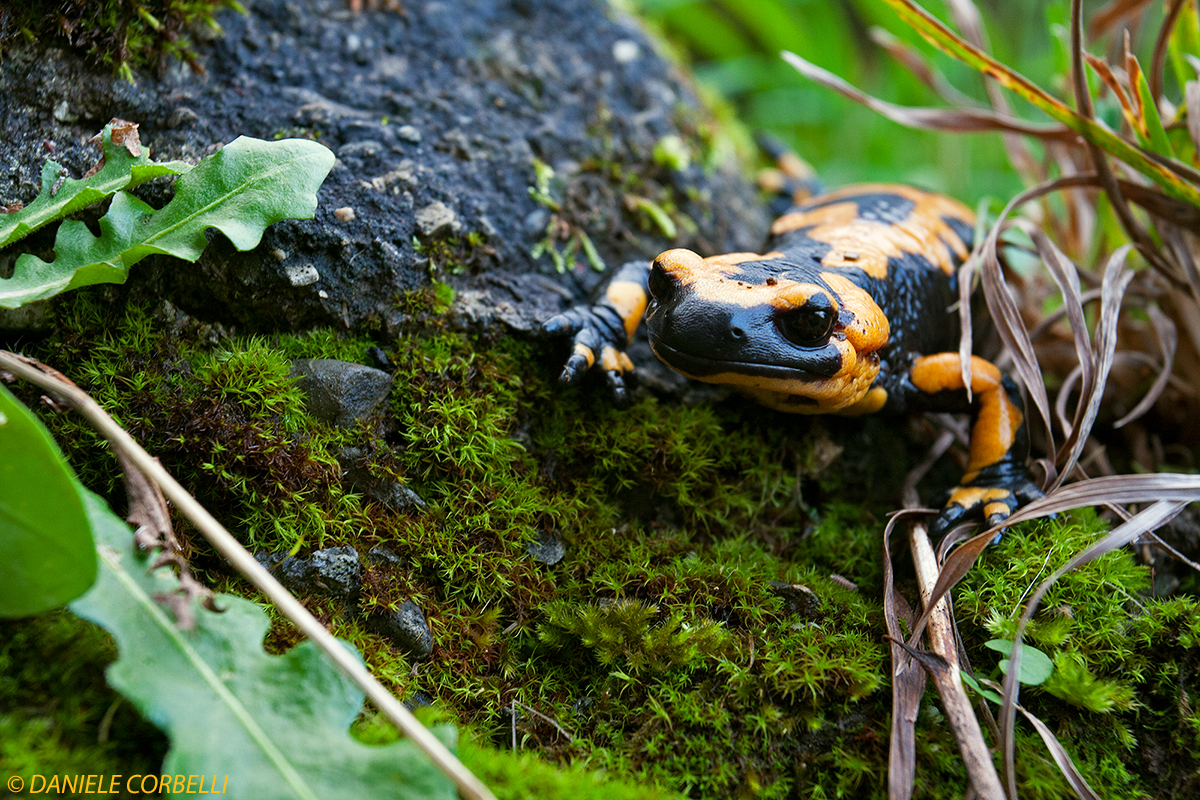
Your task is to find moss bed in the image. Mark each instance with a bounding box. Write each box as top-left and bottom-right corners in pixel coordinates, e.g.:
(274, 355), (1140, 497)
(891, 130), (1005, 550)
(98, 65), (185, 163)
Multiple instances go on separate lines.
(1, 286), (1198, 798)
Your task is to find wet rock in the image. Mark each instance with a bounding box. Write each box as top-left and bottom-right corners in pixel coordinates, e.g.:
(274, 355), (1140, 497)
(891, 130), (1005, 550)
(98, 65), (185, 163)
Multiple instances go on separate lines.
(258, 546), (363, 604)
(414, 201), (461, 236)
(0, 303), (50, 331)
(367, 544), (404, 568)
(0, 0), (768, 334)
(290, 359), (393, 428)
(767, 581), (822, 619)
(526, 530), (565, 565)
(370, 599), (434, 660)
(337, 446), (428, 511)
(404, 690), (435, 710)
(308, 546), (364, 602)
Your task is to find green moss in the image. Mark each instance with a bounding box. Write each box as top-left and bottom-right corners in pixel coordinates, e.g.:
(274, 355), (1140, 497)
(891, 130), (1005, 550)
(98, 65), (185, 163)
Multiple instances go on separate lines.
(412, 231), (494, 278)
(956, 511), (1200, 797)
(0, 0), (243, 77)
(0, 612), (167, 782)
(12, 288), (1196, 798)
(540, 600), (733, 673)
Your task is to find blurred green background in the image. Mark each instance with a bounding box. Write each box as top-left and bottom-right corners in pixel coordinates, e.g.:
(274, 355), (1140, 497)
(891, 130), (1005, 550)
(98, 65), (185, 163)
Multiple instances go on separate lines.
(627, 0), (1094, 204)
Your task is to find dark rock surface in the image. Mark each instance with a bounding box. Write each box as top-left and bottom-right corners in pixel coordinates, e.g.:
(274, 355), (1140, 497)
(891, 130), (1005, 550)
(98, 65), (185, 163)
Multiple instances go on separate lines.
(338, 446), (428, 511)
(290, 358), (393, 427)
(526, 530), (566, 565)
(0, 0), (768, 334)
(263, 545), (364, 602)
(369, 599), (434, 660)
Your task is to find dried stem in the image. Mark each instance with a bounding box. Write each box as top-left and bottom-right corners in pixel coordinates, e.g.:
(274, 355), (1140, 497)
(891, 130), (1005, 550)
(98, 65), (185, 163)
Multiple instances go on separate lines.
(908, 520), (1005, 800)
(0, 350), (496, 800)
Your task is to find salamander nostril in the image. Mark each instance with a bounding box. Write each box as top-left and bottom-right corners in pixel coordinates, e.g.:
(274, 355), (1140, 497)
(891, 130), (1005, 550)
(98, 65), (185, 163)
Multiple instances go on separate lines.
(647, 264), (675, 303)
(729, 326), (745, 340)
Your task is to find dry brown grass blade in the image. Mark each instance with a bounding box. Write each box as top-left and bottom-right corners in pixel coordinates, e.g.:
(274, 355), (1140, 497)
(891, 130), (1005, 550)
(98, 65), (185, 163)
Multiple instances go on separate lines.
(1088, 0), (1157, 39)
(1054, 245), (1135, 488)
(998, 500), (1186, 798)
(1187, 81), (1200, 156)
(780, 51), (1077, 140)
(1054, 364), (1087, 444)
(882, 511), (926, 800)
(1118, 182), (1200, 234)
(1113, 303), (1178, 427)
(907, 515), (1006, 799)
(1083, 51), (1138, 129)
(978, 200), (1055, 451)
(1150, 0), (1188, 101)
(869, 26), (981, 108)
(1027, 226), (1097, 448)
(1125, 34), (1151, 140)
(905, 531), (993, 648)
(1029, 227), (1095, 378)
(1011, 701), (1102, 800)
(1071, 0), (1180, 283)
(908, 473), (1200, 644)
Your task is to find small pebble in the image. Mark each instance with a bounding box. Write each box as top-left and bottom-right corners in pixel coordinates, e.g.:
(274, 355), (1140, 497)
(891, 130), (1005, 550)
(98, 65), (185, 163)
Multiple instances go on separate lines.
(612, 39), (640, 64)
(334, 206), (356, 222)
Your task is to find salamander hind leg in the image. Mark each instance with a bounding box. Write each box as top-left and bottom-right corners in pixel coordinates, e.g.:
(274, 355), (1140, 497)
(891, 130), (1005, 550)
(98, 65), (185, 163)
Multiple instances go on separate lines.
(908, 353), (1044, 536)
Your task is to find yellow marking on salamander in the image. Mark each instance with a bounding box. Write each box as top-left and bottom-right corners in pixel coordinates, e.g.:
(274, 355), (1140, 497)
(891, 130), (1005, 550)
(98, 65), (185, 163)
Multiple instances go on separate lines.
(605, 280), (649, 342)
(910, 353), (1023, 480)
(770, 184), (973, 278)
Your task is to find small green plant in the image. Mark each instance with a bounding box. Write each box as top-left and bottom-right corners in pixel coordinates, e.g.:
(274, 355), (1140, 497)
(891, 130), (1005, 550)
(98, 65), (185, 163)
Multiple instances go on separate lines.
(0, 1), (245, 78)
(0, 120), (335, 308)
(539, 600), (732, 673)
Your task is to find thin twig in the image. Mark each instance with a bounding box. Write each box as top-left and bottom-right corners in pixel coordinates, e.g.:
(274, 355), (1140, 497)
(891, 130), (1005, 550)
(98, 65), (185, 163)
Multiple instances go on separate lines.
(0, 350), (496, 800)
(513, 700), (575, 742)
(908, 521), (1005, 800)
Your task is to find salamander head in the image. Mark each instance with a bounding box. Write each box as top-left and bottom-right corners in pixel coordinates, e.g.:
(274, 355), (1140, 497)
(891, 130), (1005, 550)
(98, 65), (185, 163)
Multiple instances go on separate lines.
(644, 248), (890, 414)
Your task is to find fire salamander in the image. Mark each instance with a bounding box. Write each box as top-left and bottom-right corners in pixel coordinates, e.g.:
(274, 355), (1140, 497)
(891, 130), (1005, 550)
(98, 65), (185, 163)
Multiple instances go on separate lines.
(543, 183), (1044, 533)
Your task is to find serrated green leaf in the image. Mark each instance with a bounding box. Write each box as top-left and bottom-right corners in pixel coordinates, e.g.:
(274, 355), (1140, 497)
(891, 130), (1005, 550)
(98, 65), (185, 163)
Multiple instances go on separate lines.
(69, 490), (456, 800)
(985, 639), (1055, 686)
(0, 385), (97, 617)
(0, 123), (191, 249)
(0, 137), (335, 308)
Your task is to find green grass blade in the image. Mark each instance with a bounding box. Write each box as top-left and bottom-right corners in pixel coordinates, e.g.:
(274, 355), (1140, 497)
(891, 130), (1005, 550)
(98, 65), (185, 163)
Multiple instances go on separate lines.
(1131, 59), (1175, 157)
(882, 0), (1200, 207)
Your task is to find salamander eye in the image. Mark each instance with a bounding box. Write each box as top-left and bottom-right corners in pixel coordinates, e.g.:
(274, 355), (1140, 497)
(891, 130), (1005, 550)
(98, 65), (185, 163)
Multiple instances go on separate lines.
(777, 293), (836, 347)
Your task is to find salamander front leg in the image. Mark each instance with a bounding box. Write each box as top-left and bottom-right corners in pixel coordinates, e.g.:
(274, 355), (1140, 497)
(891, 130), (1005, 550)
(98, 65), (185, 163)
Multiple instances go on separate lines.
(541, 260), (650, 403)
(907, 353), (1044, 535)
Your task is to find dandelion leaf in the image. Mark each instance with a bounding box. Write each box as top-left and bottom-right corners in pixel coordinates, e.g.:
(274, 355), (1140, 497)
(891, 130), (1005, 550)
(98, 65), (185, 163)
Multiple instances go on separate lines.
(0, 136), (334, 308)
(0, 385), (96, 617)
(69, 489), (456, 800)
(0, 122), (190, 251)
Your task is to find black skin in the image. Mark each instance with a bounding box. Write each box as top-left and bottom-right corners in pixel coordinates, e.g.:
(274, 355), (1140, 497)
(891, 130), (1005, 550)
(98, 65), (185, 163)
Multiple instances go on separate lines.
(543, 186), (1043, 534)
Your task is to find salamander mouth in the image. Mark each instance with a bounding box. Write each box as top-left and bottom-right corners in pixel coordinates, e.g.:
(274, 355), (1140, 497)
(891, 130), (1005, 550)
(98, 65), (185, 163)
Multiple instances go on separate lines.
(649, 340), (832, 384)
